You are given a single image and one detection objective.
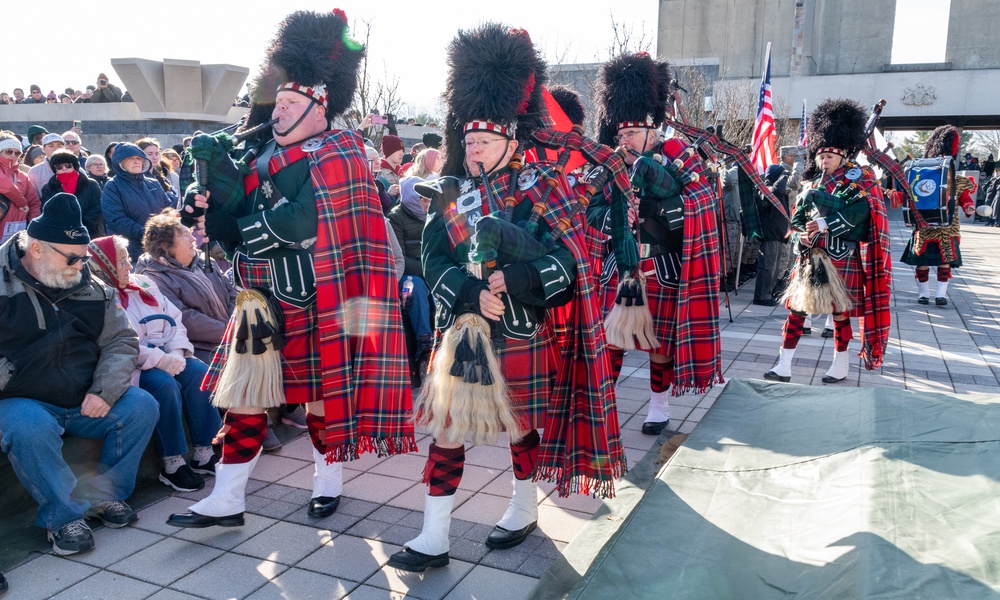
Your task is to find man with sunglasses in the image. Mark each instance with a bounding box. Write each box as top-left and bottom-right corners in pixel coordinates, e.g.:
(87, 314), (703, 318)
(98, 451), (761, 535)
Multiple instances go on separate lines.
(0, 193), (158, 556)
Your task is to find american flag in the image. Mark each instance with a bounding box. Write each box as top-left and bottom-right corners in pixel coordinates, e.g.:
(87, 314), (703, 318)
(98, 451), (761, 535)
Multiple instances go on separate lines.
(799, 99), (808, 146)
(750, 43), (777, 174)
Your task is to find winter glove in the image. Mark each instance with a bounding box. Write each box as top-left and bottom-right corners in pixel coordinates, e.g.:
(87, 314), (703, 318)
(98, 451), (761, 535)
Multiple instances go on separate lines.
(156, 353), (186, 376)
(204, 210), (241, 245)
(188, 133), (234, 163)
(500, 262), (541, 299)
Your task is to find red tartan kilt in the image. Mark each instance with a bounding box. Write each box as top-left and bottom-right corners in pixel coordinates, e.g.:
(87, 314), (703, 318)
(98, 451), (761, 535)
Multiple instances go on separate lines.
(203, 256), (320, 404)
(499, 321), (558, 431)
(784, 252), (865, 318)
(601, 257), (678, 355)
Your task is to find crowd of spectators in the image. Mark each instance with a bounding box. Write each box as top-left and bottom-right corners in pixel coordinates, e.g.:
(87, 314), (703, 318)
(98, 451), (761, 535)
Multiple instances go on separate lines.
(1, 74), (128, 105)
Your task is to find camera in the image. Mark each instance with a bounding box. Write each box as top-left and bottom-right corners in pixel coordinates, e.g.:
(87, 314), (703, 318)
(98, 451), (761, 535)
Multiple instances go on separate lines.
(98, 79), (108, 86)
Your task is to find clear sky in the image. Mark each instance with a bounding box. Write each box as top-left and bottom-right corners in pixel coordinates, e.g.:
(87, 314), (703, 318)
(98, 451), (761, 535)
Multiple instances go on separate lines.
(4, 1), (659, 116)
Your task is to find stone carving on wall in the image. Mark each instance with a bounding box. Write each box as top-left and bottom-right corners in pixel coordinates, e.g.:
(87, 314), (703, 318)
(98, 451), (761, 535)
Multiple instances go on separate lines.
(901, 83), (937, 106)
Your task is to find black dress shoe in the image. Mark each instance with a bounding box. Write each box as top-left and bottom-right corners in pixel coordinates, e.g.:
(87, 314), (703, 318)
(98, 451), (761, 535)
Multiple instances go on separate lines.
(821, 374), (846, 384)
(802, 327), (812, 335)
(485, 521), (537, 549)
(0, 572), (7, 594)
(641, 421), (668, 436)
(935, 297), (948, 306)
(917, 297), (929, 305)
(387, 547), (450, 572)
(821, 328), (834, 338)
(763, 370), (791, 383)
(166, 511), (244, 528)
(752, 298), (778, 307)
(308, 496), (340, 518)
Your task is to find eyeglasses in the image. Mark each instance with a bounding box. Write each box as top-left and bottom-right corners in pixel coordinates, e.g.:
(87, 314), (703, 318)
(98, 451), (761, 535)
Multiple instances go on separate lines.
(614, 130), (647, 144)
(0, 149), (21, 158)
(43, 242), (91, 266)
(461, 138), (505, 150)
(31, 90), (42, 95)
(65, 140), (81, 146)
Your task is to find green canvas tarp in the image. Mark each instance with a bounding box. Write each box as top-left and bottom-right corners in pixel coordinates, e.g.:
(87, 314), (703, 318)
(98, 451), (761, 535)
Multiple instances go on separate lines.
(567, 379), (1000, 599)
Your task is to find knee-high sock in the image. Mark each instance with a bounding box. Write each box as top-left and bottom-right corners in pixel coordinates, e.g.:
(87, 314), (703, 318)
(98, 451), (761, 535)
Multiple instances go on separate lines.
(937, 266), (952, 282)
(423, 444), (465, 497)
(834, 318), (853, 352)
(782, 312), (807, 350)
(306, 411), (326, 454)
(650, 360), (673, 394)
(916, 268), (930, 282)
(608, 348), (625, 382)
(220, 412), (266, 464)
(509, 430), (540, 481)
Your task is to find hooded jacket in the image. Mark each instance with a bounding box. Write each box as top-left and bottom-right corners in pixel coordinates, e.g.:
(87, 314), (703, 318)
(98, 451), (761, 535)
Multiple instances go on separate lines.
(0, 154), (42, 241)
(101, 144), (173, 260)
(0, 233), (139, 407)
(41, 167), (106, 237)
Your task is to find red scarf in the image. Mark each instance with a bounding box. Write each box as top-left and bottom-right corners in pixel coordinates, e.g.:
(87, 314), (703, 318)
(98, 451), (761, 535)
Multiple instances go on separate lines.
(87, 236), (158, 309)
(56, 170), (80, 194)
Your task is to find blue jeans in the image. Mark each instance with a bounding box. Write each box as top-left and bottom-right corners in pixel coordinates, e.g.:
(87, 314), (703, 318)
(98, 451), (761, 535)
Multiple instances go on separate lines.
(139, 358), (221, 457)
(401, 276), (433, 338)
(0, 386), (158, 530)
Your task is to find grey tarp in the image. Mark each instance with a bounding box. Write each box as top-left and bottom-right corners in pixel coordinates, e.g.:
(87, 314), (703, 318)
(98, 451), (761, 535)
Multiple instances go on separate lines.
(566, 379), (1000, 599)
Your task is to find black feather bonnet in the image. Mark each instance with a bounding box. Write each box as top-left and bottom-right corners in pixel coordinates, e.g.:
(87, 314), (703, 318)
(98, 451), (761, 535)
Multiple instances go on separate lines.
(923, 125), (961, 159)
(441, 23), (551, 177)
(241, 9), (365, 136)
(596, 52), (672, 147)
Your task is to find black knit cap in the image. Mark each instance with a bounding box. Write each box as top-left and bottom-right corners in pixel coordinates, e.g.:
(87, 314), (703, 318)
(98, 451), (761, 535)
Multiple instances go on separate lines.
(48, 150), (80, 171)
(596, 52), (672, 147)
(240, 8), (366, 143)
(441, 23), (551, 177)
(27, 193), (90, 245)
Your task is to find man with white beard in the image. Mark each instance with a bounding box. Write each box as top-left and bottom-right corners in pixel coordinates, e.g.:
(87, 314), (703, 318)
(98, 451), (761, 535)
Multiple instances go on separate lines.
(0, 193), (157, 558)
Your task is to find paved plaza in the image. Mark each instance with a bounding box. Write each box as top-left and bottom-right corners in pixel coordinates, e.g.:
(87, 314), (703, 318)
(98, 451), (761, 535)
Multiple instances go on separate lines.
(6, 214), (999, 599)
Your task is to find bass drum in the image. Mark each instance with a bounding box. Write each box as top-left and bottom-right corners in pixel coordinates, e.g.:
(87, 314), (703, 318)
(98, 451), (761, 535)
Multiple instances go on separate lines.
(904, 156), (953, 225)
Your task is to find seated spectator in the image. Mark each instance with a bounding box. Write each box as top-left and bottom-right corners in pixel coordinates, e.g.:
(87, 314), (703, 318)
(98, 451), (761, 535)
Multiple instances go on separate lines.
(89, 235), (222, 491)
(59, 94), (73, 104)
(137, 138), (179, 204)
(45, 91), (58, 104)
(40, 150), (105, 237)
(85, 155), (111, 189)
(28, 133), (66, 196)
(102, 143), (174, 261)
(26, 126), (48, 148)
(90, 74), (123, 103)
(134, 209), (236, 363)
(22, 85), (45, 104)
(103, 143), (118, 169)
(0, 132), (41, 243)
(0, 195), (158, 556)
(11, 88), (25, 104)
(62, 131), (89, 162)
(22, 145), (45, 173)
(387, 176), (434, 366)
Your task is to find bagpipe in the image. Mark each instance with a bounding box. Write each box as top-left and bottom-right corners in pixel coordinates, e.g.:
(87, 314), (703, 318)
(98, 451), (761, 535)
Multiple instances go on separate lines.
(782, 100), (886, 315)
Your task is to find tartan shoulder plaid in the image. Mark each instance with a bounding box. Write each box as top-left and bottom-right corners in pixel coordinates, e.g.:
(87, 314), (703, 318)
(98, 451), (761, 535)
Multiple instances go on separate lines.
(308, 130), (416, 460)
(660, 139), (725, 395)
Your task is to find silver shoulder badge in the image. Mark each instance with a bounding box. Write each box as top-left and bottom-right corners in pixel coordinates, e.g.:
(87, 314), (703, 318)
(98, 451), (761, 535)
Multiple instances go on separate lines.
(301, 138), (324, 153)
(518, 167), (539, 190)
(845, 167), (862, 181)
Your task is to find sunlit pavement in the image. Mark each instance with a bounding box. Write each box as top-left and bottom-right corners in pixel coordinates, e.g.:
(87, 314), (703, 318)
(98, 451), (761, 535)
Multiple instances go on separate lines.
(7, 212), (998, 599)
